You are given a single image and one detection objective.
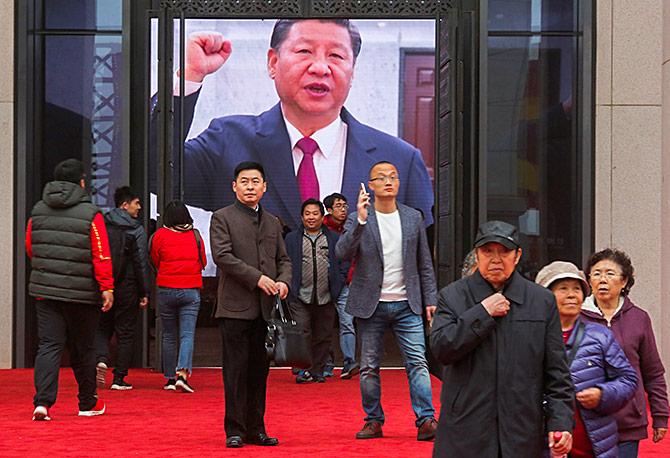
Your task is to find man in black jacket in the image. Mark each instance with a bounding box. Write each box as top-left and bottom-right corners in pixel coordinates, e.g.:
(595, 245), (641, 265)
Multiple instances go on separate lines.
(94, 186), (150, 390)
(430, 221), (575, 458)
(284, 198), (347, 383)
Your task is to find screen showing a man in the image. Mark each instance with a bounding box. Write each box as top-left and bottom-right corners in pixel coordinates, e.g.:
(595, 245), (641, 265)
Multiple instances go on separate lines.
(150, 18), (436, 274)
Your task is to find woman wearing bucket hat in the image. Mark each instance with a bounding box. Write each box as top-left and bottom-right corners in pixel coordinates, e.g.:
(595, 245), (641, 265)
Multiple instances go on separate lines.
(536, 261), (637, 458)
(581, 249), (669, 457)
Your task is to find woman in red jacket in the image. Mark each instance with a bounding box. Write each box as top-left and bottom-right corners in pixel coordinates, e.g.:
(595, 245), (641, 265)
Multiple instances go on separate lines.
(150, 201), (206, 393)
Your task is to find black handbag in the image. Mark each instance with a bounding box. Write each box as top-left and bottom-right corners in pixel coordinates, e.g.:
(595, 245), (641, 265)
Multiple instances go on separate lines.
(265, 295), (312, 369)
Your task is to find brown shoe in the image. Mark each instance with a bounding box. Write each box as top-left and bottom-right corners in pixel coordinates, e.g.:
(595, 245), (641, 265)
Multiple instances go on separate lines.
(417, 418), (438, 441)
(355, 421), (383, 439)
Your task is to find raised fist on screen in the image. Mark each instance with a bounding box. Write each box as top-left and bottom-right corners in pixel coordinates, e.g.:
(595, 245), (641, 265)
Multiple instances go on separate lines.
(182, 31), (232, 83)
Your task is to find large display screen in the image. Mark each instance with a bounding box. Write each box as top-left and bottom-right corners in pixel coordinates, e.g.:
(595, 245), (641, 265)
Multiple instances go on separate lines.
(151, 18), (436, 275)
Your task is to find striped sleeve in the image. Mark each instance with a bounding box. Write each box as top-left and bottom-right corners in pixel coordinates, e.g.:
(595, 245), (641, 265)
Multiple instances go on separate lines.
(90, 212), (114, 291)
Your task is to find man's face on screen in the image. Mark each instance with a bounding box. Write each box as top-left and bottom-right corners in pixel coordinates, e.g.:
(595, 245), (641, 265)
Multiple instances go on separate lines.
(268, 20), (355, 130)
(232, 169), (267, 208)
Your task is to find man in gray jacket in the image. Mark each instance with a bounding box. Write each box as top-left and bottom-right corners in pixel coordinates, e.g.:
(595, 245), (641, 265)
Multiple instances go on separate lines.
(335, 161), (438, 441)
(94, 186), (150, 391)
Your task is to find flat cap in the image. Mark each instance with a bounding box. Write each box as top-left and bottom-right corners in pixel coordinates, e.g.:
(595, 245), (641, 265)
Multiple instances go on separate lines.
(474, 220), (519, 250)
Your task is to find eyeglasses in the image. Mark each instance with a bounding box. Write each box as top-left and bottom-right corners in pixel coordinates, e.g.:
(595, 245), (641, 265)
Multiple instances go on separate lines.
(332, 203), (348, 210)
(370, 175), (398, 184)
(589, 271), (623, 281)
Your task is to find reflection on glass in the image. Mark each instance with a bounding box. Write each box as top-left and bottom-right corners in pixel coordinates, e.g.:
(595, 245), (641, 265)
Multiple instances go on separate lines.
(44, 0), (122, 30)
(43, 36), (124, 209)
(488, 0), (575, 32)
(486, 36), (578, 277)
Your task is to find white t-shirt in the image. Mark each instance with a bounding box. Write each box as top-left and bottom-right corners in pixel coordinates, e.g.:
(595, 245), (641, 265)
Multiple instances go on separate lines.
(376, 210), (407, 301)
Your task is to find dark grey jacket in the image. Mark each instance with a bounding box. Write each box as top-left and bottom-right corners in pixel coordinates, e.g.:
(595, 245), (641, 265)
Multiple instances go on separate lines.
(284, 225), (347, 305)
(210, 201), (292, 321)
(335, 203), (437, 318)
(29, 181), (102, 304)
(430, 270), (574, 458)
(104, 207), (150, 297)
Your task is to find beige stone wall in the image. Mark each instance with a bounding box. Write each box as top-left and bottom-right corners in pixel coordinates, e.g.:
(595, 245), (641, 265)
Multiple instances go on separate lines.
(595, 0), (669, 370)
(662, 0), (670, 374)
(0, 0), (13, 368)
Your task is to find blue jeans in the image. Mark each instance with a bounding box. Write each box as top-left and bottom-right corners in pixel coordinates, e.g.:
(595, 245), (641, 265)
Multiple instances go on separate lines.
(159, 287), (200, 378)
(618, 441), (639, 458)
(335, 286), (356, 365)
(358, 300), (434, 426)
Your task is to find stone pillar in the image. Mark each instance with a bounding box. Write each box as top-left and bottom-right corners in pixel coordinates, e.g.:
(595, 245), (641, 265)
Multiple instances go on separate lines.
(0, 0), (14, 368)
(661, 0), (670, 374)
(596, 0), (667, 374)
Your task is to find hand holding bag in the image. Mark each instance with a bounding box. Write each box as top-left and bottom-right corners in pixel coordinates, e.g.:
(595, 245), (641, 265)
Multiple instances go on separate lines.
(265, 295), (312, 369)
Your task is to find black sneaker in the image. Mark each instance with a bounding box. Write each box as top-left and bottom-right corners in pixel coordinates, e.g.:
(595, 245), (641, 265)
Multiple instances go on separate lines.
(341, 362), (360, 379)
(110, 378), (133, 390)
(175, 375), (194, 393)
(163, 379), (176, 391)
(296, 371), (315, 384)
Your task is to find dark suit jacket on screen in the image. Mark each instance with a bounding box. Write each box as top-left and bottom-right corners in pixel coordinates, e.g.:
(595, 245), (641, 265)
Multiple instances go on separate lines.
(162, 92), (434, 230)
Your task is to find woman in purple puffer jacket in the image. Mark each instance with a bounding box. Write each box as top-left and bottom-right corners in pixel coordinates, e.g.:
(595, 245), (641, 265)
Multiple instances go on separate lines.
(581, 249), (669, 458)
(537, 261), (638, 458)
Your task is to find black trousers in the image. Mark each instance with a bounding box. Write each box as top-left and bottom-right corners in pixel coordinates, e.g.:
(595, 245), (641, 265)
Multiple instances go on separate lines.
(289, 301), (335, 376)
(94, 284), (139, 378)
(218, 316), (270, 439)
(33, 299), (100, 410)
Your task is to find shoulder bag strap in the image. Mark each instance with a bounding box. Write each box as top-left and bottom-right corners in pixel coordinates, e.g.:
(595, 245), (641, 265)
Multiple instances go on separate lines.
(193, 229), (204, 269)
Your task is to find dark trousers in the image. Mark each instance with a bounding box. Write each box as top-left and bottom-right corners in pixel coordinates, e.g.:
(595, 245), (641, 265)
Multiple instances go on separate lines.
(289, 301), (335, 376)
(34, 299), (100, 410)
(94, 284), (139, 378)
(219, 316), (270, 439)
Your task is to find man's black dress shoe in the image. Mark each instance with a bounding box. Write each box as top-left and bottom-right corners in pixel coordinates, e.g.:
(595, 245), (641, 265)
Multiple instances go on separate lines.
(226, 436), (244, 448)
(246, 433), (279, 446)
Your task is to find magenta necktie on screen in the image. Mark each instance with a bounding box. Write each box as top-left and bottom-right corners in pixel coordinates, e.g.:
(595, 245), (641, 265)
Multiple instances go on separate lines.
(296, 137), (320, 202)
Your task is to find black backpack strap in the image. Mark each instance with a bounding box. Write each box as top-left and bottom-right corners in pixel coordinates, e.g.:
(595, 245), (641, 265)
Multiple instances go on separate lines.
(566, 321), (586, 366)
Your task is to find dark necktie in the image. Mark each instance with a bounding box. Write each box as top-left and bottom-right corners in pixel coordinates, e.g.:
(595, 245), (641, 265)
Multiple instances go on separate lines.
(296, 137), (320, 202)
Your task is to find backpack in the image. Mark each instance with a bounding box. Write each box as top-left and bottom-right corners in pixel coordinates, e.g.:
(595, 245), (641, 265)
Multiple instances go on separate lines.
(106, 222), (135, 284)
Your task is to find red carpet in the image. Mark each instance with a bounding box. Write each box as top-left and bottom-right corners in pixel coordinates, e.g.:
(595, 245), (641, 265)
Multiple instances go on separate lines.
(1, 368), (668, 457)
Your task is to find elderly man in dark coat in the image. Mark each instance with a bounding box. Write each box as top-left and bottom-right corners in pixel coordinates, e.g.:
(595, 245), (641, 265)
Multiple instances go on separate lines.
(430, 221), (575, 458)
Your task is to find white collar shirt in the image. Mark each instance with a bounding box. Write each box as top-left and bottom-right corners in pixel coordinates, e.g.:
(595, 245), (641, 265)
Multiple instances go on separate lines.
(282, 108), (348, 202)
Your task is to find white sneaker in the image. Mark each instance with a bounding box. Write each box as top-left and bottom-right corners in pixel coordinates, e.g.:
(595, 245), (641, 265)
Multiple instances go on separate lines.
(78, 399), (106, 417)
(32, 405), (51, 421)
(96, 362), (108, 388)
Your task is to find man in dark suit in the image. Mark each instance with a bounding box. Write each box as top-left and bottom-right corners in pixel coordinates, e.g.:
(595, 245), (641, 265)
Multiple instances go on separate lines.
(335, 161), (438, 441)
(209, 161), (292, 448)
(284, 198), (347, 383)
(162, 19), (434, 230)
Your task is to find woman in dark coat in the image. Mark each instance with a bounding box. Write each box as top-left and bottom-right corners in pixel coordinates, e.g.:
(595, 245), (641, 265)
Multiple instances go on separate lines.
(580, 249), (669, 458)
(536, 261), (637, 458)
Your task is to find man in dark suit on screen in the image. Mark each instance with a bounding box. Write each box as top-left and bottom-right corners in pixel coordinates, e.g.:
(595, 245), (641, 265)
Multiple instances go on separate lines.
(163, 19), (434, 230)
